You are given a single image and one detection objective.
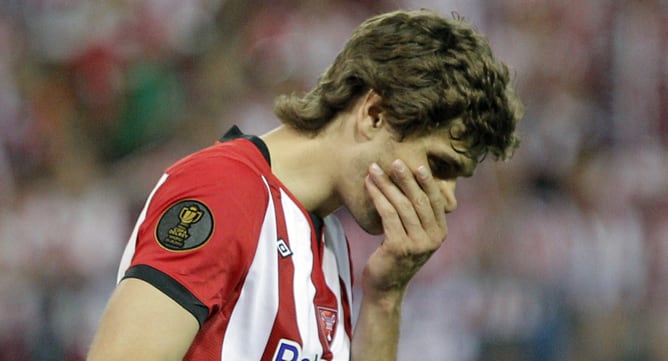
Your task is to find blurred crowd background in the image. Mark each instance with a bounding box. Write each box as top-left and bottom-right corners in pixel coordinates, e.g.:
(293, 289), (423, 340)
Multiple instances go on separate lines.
(0, 0), (666, 360)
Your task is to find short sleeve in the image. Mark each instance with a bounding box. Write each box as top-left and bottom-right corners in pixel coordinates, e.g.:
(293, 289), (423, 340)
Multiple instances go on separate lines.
(122, 152), (270, 326)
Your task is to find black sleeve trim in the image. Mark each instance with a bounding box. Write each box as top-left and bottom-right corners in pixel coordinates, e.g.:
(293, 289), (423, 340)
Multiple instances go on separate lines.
(123, 264), (209, 327)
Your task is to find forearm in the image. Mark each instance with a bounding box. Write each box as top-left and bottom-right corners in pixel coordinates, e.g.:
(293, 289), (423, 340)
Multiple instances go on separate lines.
(351, 288), (406, 361)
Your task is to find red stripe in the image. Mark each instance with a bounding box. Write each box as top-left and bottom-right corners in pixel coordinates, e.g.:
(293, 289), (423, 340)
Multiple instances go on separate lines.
(339, 233), (353, 339)
(309, 225), (340, 360)
(339, 277), (353, 339)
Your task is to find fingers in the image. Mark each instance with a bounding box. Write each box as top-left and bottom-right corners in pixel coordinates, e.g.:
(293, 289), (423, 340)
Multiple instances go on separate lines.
(367, 160), (447, 242)
(413, 165), (447, 232)
(369, 161), (421, 235)
(365, 173), (407, 238)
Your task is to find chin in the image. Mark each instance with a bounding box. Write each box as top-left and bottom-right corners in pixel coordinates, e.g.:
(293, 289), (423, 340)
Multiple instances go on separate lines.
(345, 194), (385, 235)
(354, 210), (384, 235)
(361, 222), (384, 235)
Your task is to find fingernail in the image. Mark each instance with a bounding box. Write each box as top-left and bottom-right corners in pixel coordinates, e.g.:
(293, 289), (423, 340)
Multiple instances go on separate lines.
(370, 162), (383, 175)
(393, 159), (406, 172)
(417, 165), (430, 179)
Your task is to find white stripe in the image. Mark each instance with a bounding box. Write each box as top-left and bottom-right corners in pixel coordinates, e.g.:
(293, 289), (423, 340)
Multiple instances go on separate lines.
(221, 176), (279, 360)
(281, 191), (321, 356)
(323, 215), (352, 304)
(117, 173), (169, 283)
(322, 215), (351, 358)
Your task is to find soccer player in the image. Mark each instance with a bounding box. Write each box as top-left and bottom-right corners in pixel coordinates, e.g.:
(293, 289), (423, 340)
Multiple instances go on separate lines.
(87, 9), (522, 361)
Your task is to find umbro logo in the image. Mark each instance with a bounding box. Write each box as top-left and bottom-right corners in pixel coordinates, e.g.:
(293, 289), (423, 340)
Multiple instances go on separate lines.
(276, 238), (293, 258)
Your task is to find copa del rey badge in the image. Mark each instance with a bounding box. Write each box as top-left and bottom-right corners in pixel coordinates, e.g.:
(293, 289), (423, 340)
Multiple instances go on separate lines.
(316, 306), (338, 345)
(155, 200), (213, 251)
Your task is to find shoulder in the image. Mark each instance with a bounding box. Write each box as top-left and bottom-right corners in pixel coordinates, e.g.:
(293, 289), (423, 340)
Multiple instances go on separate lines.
(169, 139), (268, 178)
(146, 140), (274, 232)
(165, 140), (270, 194)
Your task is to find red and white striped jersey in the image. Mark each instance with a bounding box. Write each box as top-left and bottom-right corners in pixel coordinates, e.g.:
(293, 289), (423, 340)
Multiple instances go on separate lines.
(116, 126), (353, 361)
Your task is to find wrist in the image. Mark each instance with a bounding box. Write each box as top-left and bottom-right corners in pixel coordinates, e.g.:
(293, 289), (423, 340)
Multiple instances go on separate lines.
(361, 285), (406, 313)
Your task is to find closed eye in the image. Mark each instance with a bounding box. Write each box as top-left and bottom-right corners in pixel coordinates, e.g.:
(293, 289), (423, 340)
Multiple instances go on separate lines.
(428, 155), (459, 180)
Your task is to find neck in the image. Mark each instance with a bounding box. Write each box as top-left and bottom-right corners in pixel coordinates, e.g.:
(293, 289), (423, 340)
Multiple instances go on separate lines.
(261, 125), (342, 217)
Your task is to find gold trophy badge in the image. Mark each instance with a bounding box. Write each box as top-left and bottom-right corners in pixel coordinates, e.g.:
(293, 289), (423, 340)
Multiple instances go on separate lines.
(165, 205), (204, 248)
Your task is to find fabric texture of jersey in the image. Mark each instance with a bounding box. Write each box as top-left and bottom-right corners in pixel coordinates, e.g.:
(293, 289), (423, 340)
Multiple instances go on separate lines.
(116, 126), (353, 360)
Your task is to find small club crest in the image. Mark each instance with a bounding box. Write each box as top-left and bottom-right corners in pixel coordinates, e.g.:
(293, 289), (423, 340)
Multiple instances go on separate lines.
(316, 306), (338, 345)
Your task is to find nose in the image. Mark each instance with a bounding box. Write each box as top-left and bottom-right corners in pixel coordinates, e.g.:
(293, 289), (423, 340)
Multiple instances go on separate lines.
(440, 180), (457, 213)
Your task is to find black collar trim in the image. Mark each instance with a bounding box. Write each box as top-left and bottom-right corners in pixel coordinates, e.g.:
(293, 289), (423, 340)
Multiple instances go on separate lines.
(219, 125), (271, 166)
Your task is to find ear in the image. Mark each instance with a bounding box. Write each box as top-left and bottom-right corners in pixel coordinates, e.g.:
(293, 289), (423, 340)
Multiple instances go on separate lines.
(355, 89), (385, 140)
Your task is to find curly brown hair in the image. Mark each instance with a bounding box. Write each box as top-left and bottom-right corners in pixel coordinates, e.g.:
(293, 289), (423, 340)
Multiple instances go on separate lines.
(273, 9), (523, 160)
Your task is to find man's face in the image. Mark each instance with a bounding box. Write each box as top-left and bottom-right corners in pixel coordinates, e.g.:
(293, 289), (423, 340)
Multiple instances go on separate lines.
(343, 125), (478, 235)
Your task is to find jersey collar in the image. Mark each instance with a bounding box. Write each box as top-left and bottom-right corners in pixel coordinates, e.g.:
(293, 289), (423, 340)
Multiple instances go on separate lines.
(219, 125), (271, 166)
